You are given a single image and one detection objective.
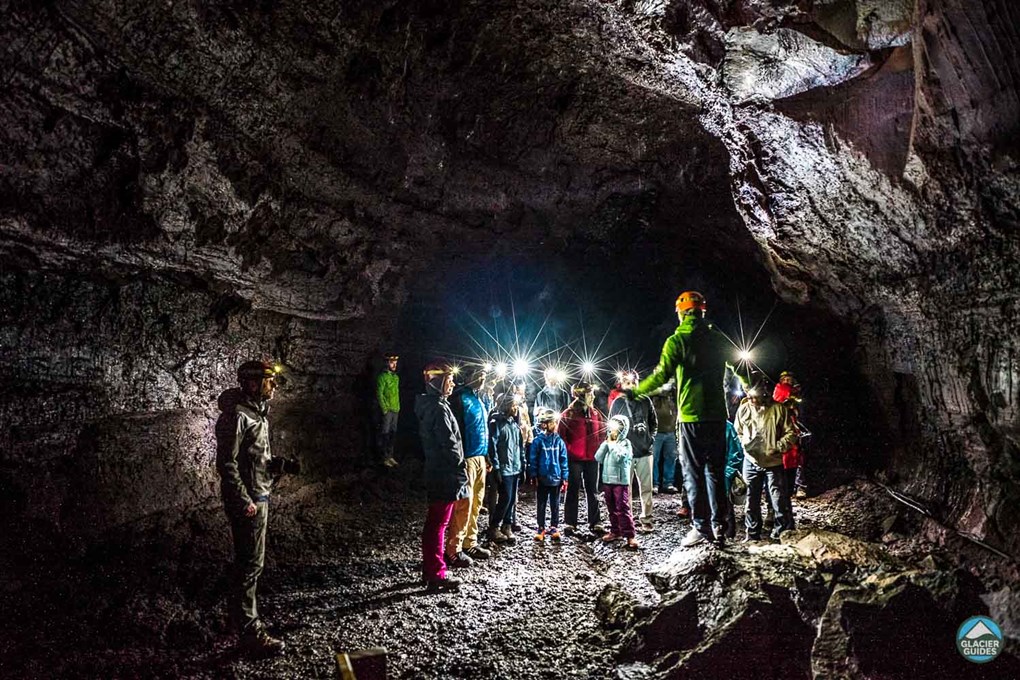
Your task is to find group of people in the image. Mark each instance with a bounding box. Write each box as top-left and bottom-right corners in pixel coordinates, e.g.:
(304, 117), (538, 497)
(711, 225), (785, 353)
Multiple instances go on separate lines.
(413, 290), (810, 591)
(211, 289), (809, 654)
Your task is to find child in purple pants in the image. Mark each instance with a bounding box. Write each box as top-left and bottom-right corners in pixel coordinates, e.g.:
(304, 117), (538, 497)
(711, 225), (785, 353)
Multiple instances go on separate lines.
(595, 414), (639, 550)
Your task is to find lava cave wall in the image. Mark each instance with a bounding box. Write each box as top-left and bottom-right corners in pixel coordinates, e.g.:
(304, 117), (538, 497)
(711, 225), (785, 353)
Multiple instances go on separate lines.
(1, 0), (1018, 565)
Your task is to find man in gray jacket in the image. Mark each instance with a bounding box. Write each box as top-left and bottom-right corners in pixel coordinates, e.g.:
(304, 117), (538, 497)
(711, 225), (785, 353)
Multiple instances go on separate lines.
(216, 360), (300, 656)
(734, 379), (797, 541)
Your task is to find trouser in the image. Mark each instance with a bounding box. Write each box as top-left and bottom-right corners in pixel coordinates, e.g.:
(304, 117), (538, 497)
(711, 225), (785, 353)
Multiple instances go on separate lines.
(678, 421), (728, 537)
(783, 467), (798, 528)
(565, 460), (600, 528)
(652, 432), (678, 488)
(604, 483), (636, 538)
(228, 500), (268, 633)
(378, 411), (398, 459)
(743, 458), (793, 537)
(536, 484), (561, 529)
(511, 473), (521, 526)
(630, 454), (654, 526)
(484, 471), (498, 513)
(422, 500), (456, 581)
(489, 474), (520, 530)
(447, 456), (487, 555)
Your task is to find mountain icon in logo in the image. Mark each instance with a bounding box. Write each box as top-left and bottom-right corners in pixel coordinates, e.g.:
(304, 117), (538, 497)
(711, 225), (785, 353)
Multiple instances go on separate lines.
(957, 616), (1003, 664)
(964, 621), (997, 640)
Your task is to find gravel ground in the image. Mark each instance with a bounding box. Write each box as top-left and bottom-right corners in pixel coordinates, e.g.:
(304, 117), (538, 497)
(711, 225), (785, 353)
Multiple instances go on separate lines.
(184, 479), (891, 679)
(187, 483), (691, 679)
(4, 472), (982, 679)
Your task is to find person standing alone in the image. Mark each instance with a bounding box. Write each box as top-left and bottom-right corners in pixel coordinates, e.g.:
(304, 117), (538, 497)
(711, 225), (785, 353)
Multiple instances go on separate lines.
(216, 360), (300, 656)
(376, 353), (401, 468)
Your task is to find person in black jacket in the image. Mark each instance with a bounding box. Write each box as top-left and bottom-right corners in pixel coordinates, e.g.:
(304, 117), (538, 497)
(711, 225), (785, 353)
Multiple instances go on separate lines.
(609, 370), (658, 533)
(414, 360), (470, 592)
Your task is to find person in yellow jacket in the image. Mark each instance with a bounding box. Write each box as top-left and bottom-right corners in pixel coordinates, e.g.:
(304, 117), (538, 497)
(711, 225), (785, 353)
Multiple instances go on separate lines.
(734, 379), (798, 541)
(377, 353), (401, 468)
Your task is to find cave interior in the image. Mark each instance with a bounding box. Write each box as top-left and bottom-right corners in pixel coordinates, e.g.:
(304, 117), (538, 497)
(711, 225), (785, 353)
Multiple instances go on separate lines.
(1, 0), (1018, 678)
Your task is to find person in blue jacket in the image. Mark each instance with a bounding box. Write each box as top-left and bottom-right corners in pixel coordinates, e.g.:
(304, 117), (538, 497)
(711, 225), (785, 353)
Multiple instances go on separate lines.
(487, 392), (526, 544)
(529, 409), (569, 541)
(448, 366), (493, 564)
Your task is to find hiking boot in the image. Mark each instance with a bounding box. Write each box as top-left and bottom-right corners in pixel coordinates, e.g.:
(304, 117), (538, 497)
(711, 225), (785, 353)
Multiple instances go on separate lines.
(625, 538), (640, 551)
(652, 487), (660, 495)
(488, 527), (508, 544)
(500, 524), (518, 544)
(676, 506), (690, 518)
(681, 527), (708, 548)
(548, 528), (562, 542)
(240, 626), (286, 657)
(601, 532), (622, 543)
(511, 522), (523, 533)
(425, 576), (461, 593)
(590, 523), (606, 534)
(446, 551), (474, 568)
(465, 545), (491, 560)
(794, 487), (808, 500)
(534, 529), (546, 542)
(665, 485), (679, 494)
(562, 525), (576, 536)
(770, 528), (784, 540)
(638, 522), (654, 534)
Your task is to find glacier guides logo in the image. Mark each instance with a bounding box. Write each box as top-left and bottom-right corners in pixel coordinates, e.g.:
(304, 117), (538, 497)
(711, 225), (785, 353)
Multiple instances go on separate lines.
(956, 616), (1003, 664)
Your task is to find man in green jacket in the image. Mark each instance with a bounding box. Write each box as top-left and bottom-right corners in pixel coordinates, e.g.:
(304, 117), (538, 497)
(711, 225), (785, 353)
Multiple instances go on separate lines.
(216, 360), (300, 656)
(630, 291), (742, 548)
(377, 352), (401, 468)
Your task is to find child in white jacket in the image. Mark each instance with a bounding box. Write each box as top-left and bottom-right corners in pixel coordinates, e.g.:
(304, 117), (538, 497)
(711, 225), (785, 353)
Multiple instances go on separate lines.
(595, 414), (639, 550)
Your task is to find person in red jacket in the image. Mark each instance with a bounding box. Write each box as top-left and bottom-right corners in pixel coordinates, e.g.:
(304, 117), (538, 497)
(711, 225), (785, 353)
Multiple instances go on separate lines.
(557, 382), (605, 536)
(772, 371), (805, 502)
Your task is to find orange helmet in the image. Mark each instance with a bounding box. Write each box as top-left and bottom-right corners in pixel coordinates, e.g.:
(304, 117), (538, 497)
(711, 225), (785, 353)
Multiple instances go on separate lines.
(675, 291), (707, 315)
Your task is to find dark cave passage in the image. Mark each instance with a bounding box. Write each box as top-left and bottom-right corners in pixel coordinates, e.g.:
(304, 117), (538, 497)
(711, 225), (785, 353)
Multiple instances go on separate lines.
(2, 0), (1020, 677)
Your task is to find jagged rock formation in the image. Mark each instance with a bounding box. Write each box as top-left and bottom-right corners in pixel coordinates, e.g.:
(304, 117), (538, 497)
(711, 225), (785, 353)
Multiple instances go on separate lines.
(599, 528), (1020, 678)
(1, 0), (1017, 582)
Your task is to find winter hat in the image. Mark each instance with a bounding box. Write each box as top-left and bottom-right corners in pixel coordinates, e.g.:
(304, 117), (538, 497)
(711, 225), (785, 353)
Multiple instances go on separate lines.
(537, 408), (558, 425)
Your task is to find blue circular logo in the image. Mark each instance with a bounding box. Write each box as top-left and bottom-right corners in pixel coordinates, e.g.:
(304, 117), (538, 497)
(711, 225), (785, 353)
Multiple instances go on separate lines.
(956, 616), (1003, 664)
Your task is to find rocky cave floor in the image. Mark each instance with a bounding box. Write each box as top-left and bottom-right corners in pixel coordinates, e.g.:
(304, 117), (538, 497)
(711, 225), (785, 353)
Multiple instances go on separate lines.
(4, 467), (1019, 679)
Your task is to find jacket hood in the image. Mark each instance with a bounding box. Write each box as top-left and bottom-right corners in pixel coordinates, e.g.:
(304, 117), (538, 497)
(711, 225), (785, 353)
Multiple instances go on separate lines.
(608, 414), (630, 441)
(489, 411), (512, 426)
(218, 387), (263, 413)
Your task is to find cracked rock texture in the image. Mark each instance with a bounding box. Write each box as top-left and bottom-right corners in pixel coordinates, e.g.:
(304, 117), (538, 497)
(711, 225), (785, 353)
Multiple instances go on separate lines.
(1, 0), (1018, 605)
